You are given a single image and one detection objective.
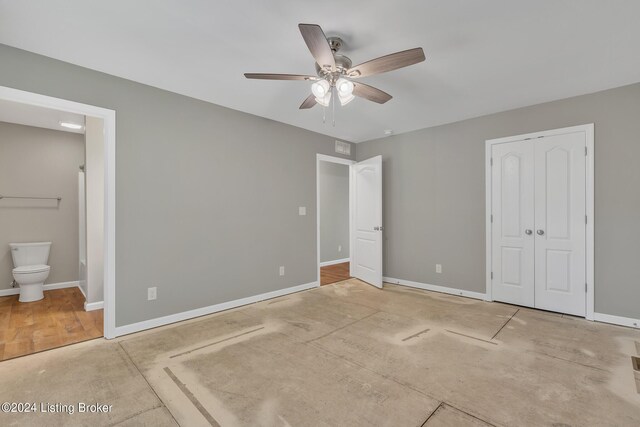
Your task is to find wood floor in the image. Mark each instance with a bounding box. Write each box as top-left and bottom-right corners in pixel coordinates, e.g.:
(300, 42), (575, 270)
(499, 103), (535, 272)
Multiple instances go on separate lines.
(0, 287), (103, 361)
(320, 262), (351, 285)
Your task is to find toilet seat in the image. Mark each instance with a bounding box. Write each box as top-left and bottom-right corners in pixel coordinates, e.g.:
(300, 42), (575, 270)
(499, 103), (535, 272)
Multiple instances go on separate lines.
(13, 264), (50, 274)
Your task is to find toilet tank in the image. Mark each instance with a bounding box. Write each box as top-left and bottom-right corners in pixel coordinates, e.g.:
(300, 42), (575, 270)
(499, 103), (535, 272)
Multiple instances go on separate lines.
(9, 242), (52, 267)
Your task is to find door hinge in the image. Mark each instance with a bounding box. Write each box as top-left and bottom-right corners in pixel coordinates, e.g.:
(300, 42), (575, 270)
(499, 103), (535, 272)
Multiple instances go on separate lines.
(490, 157), (493, 166)
(585, 146), (588, 156)
(585, 215), (588, 225)
(491, 272), (494, 280)
(585, 283), (588, 293)
(490, 214), (493, 223)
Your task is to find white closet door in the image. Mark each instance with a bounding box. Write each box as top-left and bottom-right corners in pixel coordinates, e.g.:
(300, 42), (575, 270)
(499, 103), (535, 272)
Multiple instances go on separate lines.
(491, 141), (535, 307)
(534, 133), (586, 316)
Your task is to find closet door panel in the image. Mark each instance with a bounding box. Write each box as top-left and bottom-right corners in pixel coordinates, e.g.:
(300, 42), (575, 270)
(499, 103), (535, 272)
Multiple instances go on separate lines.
(491, 140), (535, 307)
(534, 132), (586, 316)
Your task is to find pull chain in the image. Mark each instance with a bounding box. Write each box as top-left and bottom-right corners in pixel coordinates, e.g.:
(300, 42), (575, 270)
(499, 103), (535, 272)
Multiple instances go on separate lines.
(332, 86), (336, 127)
(322, 102), (326, 124)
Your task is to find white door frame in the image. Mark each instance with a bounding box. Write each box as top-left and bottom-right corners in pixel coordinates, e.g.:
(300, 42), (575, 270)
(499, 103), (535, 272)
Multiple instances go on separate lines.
(316, 154), (355, 286)
(0, 86), (117, 338)
(485, 124), (594, 319)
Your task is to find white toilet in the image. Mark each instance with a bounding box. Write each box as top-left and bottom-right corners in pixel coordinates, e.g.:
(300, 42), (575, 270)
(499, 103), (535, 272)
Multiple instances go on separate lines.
(10, 242), (52, 302)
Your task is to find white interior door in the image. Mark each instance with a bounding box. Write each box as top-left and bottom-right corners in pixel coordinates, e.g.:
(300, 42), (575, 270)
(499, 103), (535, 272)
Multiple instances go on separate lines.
(534, 133), (586, 316)
(351, 155), (383, 288)
(491, 141), (535, 307)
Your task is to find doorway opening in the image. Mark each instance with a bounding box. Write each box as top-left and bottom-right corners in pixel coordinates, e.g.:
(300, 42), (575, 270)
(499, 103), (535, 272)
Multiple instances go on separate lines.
(317, 155), (353, 285)
(0, 86), (116, 360)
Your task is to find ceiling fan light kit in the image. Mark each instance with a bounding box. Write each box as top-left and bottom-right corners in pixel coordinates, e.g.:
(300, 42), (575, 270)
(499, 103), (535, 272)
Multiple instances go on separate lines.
(244, 23), (426, 124)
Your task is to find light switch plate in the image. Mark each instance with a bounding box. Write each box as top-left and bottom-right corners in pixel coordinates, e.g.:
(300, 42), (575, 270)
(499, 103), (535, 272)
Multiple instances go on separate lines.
(147, 286), (157, 301)
(299, 206), (306, 216)
(436, 264), (442, 274)
(279, 266), (285, 276)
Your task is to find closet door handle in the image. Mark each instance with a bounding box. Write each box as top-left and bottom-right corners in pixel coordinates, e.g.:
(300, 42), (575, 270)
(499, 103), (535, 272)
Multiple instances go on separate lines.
(536, 229), (545, 235)
(525, 229), (533, 235)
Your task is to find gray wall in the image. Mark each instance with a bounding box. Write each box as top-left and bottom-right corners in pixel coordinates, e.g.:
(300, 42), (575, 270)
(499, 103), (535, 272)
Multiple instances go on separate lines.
(319, 161), (349, 263)
(357, 82), (640, 319)
(0, 44), (353, 327)
(0, 122), (84, 288)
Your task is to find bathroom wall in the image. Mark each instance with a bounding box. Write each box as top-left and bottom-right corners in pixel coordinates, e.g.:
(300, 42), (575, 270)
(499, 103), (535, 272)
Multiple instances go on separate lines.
(0, 121), (84, 289)
(319, 161), (350, 263)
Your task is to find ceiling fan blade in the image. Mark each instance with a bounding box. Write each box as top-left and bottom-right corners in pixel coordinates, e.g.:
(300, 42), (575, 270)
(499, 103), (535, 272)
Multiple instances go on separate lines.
(347, 47), (425, 78)
(298, 24), (336, 71)
(244, 73), (317, 81)
(353, 82), (392, 104)
(299, 94), (317, 109)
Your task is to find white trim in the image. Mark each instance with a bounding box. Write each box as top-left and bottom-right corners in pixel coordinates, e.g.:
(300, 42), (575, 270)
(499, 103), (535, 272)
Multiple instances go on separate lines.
(316, 154), (355, 287)
(585, 124), (595, 320)
(84, 300), (104, 311)
(319, 258), (350, 267)
(593, 312), (640, 329)
(113, 281), (318, 337)
(0, 280), (79, 297)
(0, 86), (117, 339)
(384, 277), (486, 301)
(484, 124), (595, 318)
(484, 134), (493, 302)
(77, 283), (87, 299)
(317, 153), (354, 166)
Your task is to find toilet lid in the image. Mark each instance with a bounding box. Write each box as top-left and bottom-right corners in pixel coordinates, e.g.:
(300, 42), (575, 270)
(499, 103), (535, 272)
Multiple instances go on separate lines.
(13, 264), (50, 274)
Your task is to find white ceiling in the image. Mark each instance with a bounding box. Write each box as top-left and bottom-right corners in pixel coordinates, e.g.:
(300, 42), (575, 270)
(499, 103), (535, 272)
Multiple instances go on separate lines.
(0, 98), (85, 134)
(1, 0), (639, 142)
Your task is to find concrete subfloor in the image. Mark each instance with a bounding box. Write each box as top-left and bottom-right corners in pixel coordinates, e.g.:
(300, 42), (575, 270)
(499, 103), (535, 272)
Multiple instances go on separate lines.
(1, 278), (639, 426)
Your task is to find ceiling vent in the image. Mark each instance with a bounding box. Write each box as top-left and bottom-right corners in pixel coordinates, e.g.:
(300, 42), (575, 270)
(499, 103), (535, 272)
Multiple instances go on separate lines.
(335, 140), (351, 156)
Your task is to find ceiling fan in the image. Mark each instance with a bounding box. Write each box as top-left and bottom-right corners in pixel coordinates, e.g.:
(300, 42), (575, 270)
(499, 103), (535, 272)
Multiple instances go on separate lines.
(244, 24), (426, 110)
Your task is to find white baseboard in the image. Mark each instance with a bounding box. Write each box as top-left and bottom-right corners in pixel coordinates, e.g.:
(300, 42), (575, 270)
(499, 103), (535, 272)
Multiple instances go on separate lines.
(84, 300), (104, 311)
(113, 281), (319, 337)
(0, 280), (79, 297)
(320, 258), (350, 267)
(383, 277), (486, 301)
(384, 278), (640, 330)
(593, 312), (640, 329)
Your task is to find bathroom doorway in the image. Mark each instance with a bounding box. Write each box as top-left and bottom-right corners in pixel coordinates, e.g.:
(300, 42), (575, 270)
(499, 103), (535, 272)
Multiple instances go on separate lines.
(317, 155), (354, 286)
(0, 87), (116, 360)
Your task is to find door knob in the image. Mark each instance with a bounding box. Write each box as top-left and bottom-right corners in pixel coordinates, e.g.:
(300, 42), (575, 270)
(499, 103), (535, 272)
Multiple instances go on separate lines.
(525, 229), (533, 235)
(536, 229), (545, 235)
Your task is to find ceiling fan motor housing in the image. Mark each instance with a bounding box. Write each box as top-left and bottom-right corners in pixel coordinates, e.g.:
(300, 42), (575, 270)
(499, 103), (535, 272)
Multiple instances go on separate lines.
(315, 37), (352, 84)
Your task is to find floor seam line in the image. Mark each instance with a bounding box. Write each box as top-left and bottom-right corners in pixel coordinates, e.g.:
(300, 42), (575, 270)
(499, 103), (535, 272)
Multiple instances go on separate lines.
(164, 366), (220, 426)
(439, 402), (501, 427)
(107, 404), (165, 427)
(117, 342), (181, 426)
(445, 329), (498, 345)
(420, 402), (443, 426)
(307, 340), (441, 402)
(169, 326), (265, 358)
(533, 350), (610, 372)
(303, 311), (380, 344)
(491, 308), (519, 340)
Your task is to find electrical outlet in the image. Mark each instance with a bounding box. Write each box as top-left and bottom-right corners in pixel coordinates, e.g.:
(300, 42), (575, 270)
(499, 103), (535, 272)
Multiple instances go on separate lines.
(299, 206), (306, 216)
(436, 264), (442, 274)
(147, 286), (157, 301)
(279, 266), (285, 276)
(338, 245), (342, 252)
